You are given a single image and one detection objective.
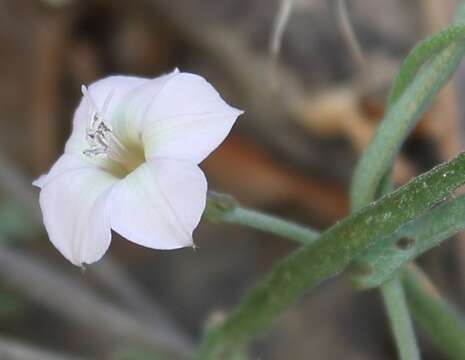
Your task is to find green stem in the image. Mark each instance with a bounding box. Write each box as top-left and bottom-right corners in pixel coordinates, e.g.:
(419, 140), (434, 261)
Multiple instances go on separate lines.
(206, 192), (319, 245)
(381, 276), (420, 360)
(402, 266), (465, 360)
(222, 207), (319, 244)
(223, 207), (319, 244)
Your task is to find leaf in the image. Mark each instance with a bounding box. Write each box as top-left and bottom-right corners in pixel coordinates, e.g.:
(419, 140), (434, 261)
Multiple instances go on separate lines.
(197, 151), (465, 359)
(353, 192), (465, 289)
(350, 10), (465, 212)
(402, 266), (465, 360)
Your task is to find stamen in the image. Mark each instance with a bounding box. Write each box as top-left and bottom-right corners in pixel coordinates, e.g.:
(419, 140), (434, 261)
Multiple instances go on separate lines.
(101, 89), (115, 115)
(81, 85), (98, 113)
(81, 85), (115, 158)
(80, 84), (145, 174)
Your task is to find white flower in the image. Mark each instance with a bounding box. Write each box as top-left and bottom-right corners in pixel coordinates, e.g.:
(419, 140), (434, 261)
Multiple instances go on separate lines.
(33, 70), (242, 266)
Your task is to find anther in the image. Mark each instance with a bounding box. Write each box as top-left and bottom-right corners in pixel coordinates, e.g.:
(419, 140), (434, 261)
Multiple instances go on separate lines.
(80, 85), (144, 174)
(81, 85), (115, 158)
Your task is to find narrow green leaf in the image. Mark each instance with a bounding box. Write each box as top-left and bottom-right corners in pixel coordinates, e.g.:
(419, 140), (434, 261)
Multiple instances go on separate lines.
(353, 193), (465, 289)
(350, 5), (465, 212)
(196, 151), (465, 359)
(351, 42), (465, 211)
(388, 24), (465, 106)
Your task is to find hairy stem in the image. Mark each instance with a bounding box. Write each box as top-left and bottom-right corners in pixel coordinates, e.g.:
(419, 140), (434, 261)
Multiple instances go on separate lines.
(381, 277), (420, 360)
(206, 192), (319, 245)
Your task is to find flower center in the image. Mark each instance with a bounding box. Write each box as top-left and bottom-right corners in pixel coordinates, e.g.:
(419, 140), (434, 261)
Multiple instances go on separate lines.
(81, 85), (145, 178)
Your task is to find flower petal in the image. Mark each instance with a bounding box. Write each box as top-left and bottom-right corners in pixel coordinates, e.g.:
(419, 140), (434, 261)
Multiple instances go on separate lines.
(37, 156), (117, 266)
(33, 153), (97, 189)
(110, 158), (207, 250)
(64, 75), (149, 155)
(111, 70), (179, 146)
(139, 72), (242, 164)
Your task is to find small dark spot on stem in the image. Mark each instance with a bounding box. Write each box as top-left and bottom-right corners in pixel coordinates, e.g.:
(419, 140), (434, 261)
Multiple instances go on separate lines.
(396, 237), (415, 250)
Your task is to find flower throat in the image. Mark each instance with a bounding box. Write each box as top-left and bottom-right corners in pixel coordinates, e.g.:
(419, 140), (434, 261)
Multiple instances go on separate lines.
(81, 85), (144, 177)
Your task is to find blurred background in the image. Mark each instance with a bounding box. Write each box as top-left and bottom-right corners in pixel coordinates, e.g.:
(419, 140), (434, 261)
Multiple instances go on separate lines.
(0, 0), (464, 359)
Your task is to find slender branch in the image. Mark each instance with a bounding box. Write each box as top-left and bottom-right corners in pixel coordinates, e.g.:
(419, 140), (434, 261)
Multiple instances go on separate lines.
(381, 277), (420, 360)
